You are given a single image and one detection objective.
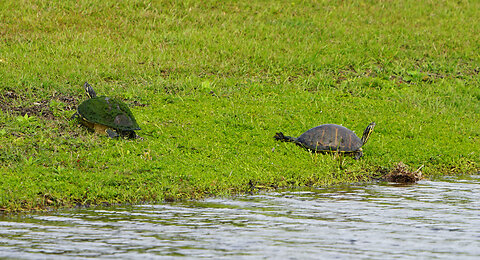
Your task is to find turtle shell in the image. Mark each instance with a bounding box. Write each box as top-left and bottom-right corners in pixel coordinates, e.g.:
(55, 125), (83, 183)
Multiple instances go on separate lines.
(296, 124), (362, 152)
(77, 96), (140, 131)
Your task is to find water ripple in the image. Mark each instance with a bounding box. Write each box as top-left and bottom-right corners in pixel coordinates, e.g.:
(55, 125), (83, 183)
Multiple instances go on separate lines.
(1, 176), (480, 259)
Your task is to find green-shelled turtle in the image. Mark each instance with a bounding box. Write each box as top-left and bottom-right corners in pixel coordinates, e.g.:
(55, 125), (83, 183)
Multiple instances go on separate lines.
(72, 82), (140, 139)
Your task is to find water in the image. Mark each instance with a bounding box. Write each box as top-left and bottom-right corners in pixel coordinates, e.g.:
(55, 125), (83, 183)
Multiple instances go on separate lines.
(1, 176), (480, 259)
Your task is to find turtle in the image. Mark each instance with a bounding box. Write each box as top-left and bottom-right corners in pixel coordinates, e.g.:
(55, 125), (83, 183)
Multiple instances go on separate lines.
(274, 122), (376, 159)
(71, 82), (140, 139)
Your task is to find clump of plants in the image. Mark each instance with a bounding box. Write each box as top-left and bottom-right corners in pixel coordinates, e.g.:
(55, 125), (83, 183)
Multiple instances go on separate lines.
(384, 162), (423, 184)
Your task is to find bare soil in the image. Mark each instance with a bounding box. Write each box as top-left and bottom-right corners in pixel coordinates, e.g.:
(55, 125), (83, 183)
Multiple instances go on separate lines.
(0, 90), (79, 120)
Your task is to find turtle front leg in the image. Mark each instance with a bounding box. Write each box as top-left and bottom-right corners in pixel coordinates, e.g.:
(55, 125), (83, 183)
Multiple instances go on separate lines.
(105, 129), (119, 138)
(353, 148), (363, 160)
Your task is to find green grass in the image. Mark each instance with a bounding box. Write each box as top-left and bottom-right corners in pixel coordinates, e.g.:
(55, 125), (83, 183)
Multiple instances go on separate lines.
(1, 0), (479, 212)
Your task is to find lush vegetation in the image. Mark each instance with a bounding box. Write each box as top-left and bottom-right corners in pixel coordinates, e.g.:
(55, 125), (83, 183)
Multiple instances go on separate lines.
(1, 0), (479, 212)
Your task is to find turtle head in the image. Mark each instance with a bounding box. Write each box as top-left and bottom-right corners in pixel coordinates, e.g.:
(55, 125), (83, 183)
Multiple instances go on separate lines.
(84, 82), (97, 98)
(361, 122), (376, 145)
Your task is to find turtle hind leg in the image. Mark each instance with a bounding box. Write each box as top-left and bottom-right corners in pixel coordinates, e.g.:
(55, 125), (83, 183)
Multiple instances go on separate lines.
(274, 132), (285, 140)
(70, 112), (79, 121)
(117, 130), (138, 139)
(105, 129), (119, 138)
(125, 130), (138, 139)
(274, 132), (297, 143)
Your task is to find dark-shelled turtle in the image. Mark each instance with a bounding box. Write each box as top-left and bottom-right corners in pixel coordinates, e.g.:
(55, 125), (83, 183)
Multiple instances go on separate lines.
(274, 122), (375, 159)
(71, 82), (140, 139)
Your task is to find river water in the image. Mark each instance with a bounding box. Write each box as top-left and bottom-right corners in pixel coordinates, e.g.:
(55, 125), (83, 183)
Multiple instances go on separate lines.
(1, 176), (479, 259)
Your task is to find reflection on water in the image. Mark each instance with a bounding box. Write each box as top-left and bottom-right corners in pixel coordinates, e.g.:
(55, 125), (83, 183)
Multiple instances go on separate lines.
(1, 176), (480, 259)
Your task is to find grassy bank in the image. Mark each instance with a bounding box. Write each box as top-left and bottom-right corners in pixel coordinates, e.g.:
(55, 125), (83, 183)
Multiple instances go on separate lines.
(1, 0), (479, 212)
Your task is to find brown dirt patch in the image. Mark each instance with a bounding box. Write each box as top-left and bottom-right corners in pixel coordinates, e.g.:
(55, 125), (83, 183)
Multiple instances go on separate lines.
(0, 90), (80, 120)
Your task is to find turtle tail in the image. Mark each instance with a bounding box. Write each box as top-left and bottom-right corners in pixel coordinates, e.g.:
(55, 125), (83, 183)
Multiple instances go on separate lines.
(84, 82), (97, 98)
(274, 132), (297, 143)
